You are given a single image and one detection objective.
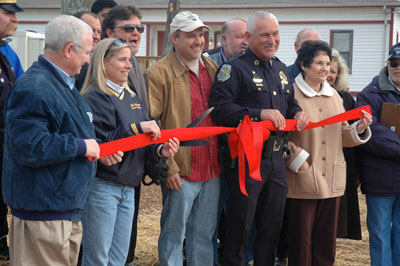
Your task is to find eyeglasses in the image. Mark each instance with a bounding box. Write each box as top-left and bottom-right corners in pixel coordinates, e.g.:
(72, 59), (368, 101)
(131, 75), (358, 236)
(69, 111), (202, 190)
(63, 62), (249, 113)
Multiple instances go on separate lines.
(74, 44), (91, 59)
(112, 24), (145, 34)
(389, 61), (400, 68)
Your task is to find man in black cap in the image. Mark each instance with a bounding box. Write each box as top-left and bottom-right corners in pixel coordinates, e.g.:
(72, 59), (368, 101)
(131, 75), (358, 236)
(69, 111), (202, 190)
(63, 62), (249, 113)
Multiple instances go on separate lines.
(0, 0), (23, 259)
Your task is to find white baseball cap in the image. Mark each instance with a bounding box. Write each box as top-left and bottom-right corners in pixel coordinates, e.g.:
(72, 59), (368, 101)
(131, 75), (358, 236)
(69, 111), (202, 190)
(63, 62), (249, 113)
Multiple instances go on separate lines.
(170, 11), (210, 35)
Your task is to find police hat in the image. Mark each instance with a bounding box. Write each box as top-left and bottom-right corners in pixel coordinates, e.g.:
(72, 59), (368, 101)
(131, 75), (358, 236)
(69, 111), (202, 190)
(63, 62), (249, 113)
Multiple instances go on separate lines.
(0, 0), (23, 12)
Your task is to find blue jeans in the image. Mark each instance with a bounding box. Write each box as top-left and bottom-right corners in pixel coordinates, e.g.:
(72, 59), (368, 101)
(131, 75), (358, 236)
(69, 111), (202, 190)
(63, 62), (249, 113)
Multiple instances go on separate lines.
(82, 178), (135, 266)
(366, 195), (400, 266)
(158, 177), (220, 266)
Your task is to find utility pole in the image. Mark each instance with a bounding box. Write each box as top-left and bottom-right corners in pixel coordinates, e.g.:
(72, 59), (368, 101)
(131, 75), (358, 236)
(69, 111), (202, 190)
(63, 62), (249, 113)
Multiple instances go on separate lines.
(61, 0), (95, 15)
(162, 0), (180, 57)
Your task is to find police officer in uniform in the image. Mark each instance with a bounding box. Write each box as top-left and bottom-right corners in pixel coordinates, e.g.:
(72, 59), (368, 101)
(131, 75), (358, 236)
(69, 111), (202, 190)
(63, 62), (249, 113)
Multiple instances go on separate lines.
(210, 11), (309, 266)
(0, 0), (23, 259)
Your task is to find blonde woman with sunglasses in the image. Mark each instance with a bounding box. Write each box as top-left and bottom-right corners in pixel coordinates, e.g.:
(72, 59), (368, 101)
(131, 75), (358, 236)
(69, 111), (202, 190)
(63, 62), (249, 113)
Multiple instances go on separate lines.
(80, 38), (179, 266)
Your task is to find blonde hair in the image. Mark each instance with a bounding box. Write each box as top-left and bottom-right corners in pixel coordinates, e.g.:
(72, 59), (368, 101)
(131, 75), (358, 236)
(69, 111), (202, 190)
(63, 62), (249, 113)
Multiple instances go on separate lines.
(81, 38), (135, 96)
(330, 49), (349, 92)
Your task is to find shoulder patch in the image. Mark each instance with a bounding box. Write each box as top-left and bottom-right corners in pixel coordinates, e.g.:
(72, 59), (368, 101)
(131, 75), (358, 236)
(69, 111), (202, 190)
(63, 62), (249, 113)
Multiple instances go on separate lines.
(217, 64), (232, 82)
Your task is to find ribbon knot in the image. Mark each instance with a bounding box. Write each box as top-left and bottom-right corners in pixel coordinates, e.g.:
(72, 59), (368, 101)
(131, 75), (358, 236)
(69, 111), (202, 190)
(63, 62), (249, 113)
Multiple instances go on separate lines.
(228, 116), (270, 196)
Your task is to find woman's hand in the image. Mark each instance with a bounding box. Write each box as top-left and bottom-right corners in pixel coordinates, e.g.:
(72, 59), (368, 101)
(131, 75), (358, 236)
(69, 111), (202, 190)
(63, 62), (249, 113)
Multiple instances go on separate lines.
(161, 137), (180, 158)
(356, 110), (372, 134)
(99, 151), (124, 166)
(140, 120), (161, 140)
(298, 160), (310, 172)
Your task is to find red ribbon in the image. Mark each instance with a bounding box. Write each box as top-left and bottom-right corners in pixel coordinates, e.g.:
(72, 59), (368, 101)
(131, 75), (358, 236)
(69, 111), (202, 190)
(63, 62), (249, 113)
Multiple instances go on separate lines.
(95, 105), (371, 196)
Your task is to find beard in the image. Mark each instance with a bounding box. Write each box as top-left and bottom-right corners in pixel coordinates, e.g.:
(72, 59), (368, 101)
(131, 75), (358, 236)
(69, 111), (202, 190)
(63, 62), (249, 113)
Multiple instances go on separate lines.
(1, 22), (17, 37)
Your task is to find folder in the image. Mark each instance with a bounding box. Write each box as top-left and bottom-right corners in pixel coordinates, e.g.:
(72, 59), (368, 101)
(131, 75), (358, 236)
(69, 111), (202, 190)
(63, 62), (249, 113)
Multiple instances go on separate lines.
(381, 102), (400, 136)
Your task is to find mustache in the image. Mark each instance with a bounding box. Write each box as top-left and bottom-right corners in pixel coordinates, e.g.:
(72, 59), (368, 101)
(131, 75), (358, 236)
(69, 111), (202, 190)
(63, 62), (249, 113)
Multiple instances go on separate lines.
(5, 22), (17, 33)
(264, 43), (277, 48)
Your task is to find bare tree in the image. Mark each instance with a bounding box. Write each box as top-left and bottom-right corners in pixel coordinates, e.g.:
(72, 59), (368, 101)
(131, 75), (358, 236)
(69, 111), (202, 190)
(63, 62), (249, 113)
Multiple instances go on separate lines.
(61, 0), (95, 15)
(161, 0), (181, 57)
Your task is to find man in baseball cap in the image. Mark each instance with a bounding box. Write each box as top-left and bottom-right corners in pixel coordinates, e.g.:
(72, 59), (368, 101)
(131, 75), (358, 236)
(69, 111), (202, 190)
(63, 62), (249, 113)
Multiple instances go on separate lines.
(355, 42), (400, 266)
(0, 0), (23, 13)
(145, 11), (220, 266)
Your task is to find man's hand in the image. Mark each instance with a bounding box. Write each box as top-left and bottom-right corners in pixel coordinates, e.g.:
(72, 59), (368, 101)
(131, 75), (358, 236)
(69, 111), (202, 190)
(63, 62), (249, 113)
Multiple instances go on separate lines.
(99, 151), (124, 166)
(165, 173), (183, 190)
(161, 137), (180, 158)
(357, 110), (372, 133)
(294, 111), (309, 131)
(84, 139), (100, 160)
(140, 120), (161, 140)
(260, 109), (285, 130)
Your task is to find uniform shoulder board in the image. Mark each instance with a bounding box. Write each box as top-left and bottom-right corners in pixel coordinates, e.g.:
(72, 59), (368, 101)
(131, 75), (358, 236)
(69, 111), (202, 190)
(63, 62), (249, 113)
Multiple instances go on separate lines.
(217, 64), (232, 82)
(272, 56), (281, 62)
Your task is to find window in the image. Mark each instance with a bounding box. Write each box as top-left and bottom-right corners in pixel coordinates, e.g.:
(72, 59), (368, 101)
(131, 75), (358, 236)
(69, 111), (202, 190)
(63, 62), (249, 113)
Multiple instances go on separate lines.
(214, 31), (222, 48)
(331, 30), (353, 71)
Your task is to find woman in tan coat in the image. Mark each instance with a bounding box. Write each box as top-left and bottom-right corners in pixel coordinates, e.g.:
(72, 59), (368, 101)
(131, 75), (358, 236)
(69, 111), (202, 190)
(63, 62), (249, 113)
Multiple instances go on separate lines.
(285, 40), (372, 266)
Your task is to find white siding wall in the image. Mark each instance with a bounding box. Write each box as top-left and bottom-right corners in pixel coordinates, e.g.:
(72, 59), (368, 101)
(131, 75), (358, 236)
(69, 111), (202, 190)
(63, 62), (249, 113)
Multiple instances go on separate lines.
(393, 9), (400, 46)
(276, 23), (386, 92)
(136, 25), (147, 56)
(12, 6), (395, 91)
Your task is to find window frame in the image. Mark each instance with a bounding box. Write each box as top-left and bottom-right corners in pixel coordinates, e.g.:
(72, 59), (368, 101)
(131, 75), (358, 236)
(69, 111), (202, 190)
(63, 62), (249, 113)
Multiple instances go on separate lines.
(330, 30), (354, 72)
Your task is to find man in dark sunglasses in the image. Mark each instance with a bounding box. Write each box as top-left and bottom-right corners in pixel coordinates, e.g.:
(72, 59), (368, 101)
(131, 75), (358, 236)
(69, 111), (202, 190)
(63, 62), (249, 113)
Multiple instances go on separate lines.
(355, 43), (400, 266)
(103, 5), (148, 113)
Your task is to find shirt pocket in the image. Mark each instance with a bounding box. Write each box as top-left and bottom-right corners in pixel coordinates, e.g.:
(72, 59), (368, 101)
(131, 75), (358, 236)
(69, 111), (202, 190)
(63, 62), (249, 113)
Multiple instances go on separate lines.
(241, 78), (270, 108)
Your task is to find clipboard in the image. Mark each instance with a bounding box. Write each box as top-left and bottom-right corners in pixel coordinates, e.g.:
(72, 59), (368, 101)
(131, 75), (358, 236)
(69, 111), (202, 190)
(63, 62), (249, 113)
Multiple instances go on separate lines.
(381, 102), (400, 136)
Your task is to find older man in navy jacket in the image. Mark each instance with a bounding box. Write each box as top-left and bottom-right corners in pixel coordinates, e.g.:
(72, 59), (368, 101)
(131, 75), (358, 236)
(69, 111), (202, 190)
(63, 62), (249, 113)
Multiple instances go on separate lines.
(355, 43), (400, 266)
(2, 15), (122, 266)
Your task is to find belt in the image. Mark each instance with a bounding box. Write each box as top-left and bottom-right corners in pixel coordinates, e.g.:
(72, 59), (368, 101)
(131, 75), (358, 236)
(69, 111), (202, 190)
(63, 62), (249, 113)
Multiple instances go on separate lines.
(262, 135), (290, 158)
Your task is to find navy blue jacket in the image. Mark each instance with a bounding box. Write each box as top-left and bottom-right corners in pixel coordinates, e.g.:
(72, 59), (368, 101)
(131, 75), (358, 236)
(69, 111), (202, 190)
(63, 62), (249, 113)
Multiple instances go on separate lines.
(287, 63), (300, 83)
(83, 85), (157, 187)
(355, 66), (400, 196)
(2, 55), (97, 221)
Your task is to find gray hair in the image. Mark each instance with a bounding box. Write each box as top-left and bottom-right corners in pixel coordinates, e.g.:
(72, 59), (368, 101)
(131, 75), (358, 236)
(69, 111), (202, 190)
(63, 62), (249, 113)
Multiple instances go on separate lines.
(247, 11), (278, 34)
(221, 17), (247, 35)
(295, 28), (318, 43)
(45, 15), (93, 52)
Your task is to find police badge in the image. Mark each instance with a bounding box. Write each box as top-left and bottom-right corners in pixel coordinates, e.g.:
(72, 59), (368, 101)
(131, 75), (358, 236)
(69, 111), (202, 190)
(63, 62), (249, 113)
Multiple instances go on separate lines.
(217, 64), (232, 82)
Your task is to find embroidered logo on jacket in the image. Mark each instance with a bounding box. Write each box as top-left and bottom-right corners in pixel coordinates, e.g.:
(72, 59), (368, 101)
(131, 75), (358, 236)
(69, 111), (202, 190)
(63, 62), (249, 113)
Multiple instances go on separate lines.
(131, 103), (142, 109)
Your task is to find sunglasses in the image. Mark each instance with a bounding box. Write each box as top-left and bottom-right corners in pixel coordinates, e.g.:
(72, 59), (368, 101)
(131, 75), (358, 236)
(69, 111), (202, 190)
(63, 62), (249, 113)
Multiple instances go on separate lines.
(105, 38), (129, 57)
(389, 61), (400, 68)
(112, 24), (145, 33)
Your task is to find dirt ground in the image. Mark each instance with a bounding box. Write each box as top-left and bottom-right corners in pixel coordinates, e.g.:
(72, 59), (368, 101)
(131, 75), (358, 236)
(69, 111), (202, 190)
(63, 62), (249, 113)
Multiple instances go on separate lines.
(0, 184), (370, 266)
(134, 184), (371, 266)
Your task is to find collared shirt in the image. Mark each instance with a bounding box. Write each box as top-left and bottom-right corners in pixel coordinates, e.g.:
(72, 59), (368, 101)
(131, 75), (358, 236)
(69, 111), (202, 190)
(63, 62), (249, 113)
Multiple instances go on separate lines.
(219, 47), (228, 63)
(43, 56), (75, 90)
(184, 59), (221, 182)
(106, 79), (125, 94)
(295, 74), (334, 97)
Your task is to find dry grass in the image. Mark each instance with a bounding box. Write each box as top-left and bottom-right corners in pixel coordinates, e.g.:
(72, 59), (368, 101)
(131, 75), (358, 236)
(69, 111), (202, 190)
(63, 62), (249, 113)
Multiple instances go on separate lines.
(134, 185), (371, 266)
(0, 186), (370, 266)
